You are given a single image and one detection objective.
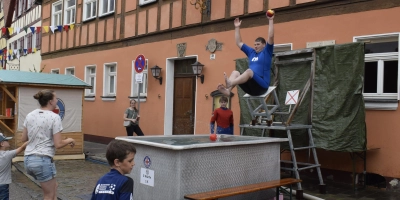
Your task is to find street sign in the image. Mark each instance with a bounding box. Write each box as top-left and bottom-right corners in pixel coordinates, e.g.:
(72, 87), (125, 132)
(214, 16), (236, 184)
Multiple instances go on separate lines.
(135, 54), (146, 73)
(135, 73), (143, 83)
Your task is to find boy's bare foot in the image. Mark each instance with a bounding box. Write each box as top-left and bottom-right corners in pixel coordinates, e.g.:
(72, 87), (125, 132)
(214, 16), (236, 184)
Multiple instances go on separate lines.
(224, 72), (232, 88)
(217, 84), (230, 96)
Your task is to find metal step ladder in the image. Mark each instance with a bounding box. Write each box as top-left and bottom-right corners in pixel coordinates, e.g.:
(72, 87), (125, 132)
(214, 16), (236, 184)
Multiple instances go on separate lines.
(241, 48), (326, 198)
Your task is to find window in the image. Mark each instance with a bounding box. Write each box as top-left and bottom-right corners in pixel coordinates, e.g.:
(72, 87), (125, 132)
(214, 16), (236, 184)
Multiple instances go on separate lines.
(18, 0), (22, 16)
(19, 37), (24, 50)
(26, 33), (32, 51)
(274, 43), (292, 54)
(354, 33), (400, 110)
(64, 0), (76, 24)
(27, 0), (32, 10)
(99, 0), (114, 16)
(65, 67), (75, 75)
(131, 59), (148, 98)
(36, 31), (41, 49)
(52, 1), (62, 27)
(83, 0), (97, 21)
(13, 41), (17, 49)
(51, 69), (60, 74)
(103, 63), (117, 98)
(85, 66), (96, 97)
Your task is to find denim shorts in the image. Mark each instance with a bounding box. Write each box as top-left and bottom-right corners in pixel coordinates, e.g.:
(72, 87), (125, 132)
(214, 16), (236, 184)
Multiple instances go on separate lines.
(0, 184), (9, 200)
(24, 155), (57, 183)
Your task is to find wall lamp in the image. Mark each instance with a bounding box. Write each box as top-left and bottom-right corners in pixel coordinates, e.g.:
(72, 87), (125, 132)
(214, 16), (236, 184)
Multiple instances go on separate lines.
(191, 61), (205, 84)
(150, 65), (163, 85)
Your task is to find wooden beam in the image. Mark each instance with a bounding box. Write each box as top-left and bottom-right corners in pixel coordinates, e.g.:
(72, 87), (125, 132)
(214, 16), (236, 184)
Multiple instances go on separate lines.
(1, 85), (16, 102)
(0, 119), (14, 135)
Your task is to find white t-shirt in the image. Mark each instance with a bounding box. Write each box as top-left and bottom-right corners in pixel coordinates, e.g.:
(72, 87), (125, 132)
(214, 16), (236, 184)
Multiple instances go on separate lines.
(24, 109), (63, 157)
(0, 150), (17, 184)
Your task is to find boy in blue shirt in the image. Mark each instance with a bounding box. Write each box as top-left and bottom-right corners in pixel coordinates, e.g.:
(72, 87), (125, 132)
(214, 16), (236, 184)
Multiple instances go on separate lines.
(91, 140), (136, 200)
(218, 11), (275, 96)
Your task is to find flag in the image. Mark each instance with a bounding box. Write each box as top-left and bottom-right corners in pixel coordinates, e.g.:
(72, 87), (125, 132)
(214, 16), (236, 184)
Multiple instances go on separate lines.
(24, 49), (27, 54)
(28, 48), (32, 53)
(30, 27), (35, 33)
(24, 26), (28, 33)
(57, 25), (62, 32)
(43, 26), (49, 33)
(16, 27), (21, 34)
(33, 48), (37, 53)
(63, 25), (69, 32)
(8, 55), (11, 60)
(1, 27), (6, 34)
(8, 49), (12, 55)
(36, 26), (41, 33)
(50, 26), (55, 33)
(70, 24), (75, 30)
(7, 28), (14, 34)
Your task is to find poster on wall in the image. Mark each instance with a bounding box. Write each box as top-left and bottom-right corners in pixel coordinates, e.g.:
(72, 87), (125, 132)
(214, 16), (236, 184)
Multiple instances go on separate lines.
(18, 87), (83, 132)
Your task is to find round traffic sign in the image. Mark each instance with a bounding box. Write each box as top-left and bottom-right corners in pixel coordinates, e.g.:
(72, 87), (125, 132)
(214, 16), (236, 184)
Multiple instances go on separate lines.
(135, 54), (146, 73)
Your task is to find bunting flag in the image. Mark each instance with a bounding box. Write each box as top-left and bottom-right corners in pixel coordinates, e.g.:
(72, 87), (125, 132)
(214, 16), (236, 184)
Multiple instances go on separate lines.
(0, 50), (3, 54)
(50, 26), (55, 33)
(63, 25), (69, 32)
(33, 48), (37, 53)
(7, 28), (14, 34)
(8, 55), (11, 60)
(24, 26), (28, 33)
(8, 49), (12, 55)
(13, 50), (18, 55)
(23, 49), (27, 54)
(70, 24), (75, 30)
(30, 27), (35, 33)
(43, 26), (49, 33)
(57, 25), (62, 32)
(1, 27), (6, 35)
(28, 48), (32, 53)
(16, 27), (21, 34)
(17, 51), (20, 59)
(36, 26), (41, 33)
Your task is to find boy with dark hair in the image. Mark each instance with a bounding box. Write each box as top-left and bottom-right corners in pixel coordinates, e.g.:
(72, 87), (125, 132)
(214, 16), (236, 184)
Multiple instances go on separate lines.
(91, 140), (137, 200)
(217, 11), (275, 96)
(210, 96), (234, 135)
(0, 133), (28, 200)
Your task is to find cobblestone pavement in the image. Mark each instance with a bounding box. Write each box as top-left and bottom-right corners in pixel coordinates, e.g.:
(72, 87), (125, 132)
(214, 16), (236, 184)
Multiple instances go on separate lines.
(9, 141), (400, 200)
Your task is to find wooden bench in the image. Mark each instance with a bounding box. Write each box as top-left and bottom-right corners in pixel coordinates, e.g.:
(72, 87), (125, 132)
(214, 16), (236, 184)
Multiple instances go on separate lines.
(184, 178), (301, 200)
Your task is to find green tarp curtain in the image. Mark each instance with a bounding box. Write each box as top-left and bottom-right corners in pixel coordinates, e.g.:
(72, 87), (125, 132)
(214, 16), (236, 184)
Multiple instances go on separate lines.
(237, 42), (366, 152)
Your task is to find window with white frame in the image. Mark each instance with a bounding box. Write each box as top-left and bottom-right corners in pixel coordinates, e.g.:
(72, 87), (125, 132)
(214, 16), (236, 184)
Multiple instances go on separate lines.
(103, 63), (117, 97)
(65, 67), (75, 75)
(27, 0), (32, 10)
(18, 0), (22, 16)
(51, 69), (60, 74)
(99, 0), (114, 16)
(52, 1), (63, 27)
(85, 66), (96, 96)
(131, 59), (148, 98)
(274, 43), (292, 54)
(354, 33), (399, 110)
(64, 0), (76, 24)
(83, 0), (97, 21)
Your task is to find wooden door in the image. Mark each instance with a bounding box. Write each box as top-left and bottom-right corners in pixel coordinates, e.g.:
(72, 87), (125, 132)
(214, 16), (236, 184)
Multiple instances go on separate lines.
(173, 77), (195, 135)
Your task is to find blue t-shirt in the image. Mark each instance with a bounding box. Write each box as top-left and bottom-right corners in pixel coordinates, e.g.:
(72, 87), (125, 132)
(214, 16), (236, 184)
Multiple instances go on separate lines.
(241, 43), (274, 88)
(91, 169), (134, 200)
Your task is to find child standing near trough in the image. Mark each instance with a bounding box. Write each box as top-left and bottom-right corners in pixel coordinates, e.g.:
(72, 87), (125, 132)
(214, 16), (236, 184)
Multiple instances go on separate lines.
(0, 133), (28, 200)
(210, 96), (234, 135)
(91, 140), (137, 200)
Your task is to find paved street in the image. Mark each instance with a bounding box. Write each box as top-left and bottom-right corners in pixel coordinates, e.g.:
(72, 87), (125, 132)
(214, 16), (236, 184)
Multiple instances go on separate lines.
(8, 141), (400, 200)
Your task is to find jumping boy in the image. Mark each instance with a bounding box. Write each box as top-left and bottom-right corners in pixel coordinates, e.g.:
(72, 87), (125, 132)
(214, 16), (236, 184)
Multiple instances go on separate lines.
(91, 140), (136, 200)
(218, 11), (275, 96)
(210, 96), (234, 135)
(0, 133), (28, 200)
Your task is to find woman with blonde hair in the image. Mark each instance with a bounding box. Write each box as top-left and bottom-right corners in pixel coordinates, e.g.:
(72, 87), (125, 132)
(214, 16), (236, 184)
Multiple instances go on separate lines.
(123, 99), (144, 136)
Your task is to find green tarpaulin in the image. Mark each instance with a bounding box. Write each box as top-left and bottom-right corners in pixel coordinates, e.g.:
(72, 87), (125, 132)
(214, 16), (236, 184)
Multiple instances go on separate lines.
(237, 42), (366, 152)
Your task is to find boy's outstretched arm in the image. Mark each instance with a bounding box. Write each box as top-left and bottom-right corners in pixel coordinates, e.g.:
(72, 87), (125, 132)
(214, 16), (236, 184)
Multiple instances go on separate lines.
(234, 18), (244, 48)
(267, 13), (274, 45)
(15, 141), (28, 154)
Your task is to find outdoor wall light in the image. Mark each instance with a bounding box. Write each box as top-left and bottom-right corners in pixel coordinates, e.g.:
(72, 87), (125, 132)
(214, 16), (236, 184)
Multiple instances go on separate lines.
(150, 65), (163, 85)
(191, 61), (205, 84)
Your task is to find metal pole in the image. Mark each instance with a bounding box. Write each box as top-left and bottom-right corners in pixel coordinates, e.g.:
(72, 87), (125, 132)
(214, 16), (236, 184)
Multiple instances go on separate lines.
(137, 82), (140, 125)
